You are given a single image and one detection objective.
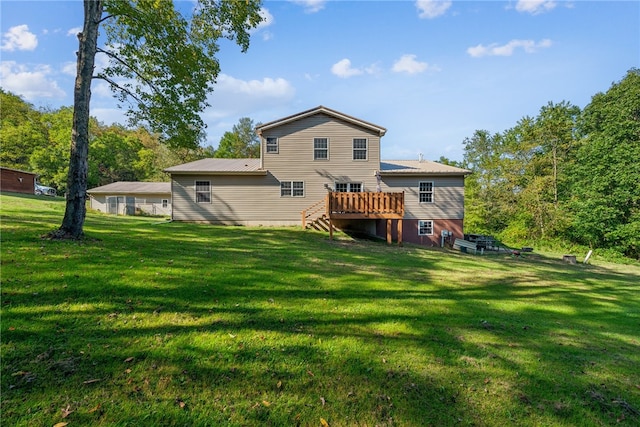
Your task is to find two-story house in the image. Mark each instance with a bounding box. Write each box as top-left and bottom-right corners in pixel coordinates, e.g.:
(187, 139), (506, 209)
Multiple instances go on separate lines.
(165, 106), (470, 246)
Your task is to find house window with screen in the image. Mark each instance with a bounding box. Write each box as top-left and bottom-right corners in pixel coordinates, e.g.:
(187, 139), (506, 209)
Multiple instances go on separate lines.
(314, 138), (329, 160)
(419, 181), (434, 203)
(162, 199), (168, 208)
(353, 138), (367, 160)
(281, 181), (305, 197)
(195, 181), (211, 203)
(335, 182), (362, 192)
(418, 220), (434, 235)
(266, 137), (278, 153)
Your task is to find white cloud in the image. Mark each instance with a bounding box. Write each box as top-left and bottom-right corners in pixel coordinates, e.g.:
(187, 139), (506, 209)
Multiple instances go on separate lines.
(290, 0), (326, 14)
(392, 54), (433, 74)
(331, 58), (364, 78)
(0, 61), (65, 100)
(1, 25), (38, 51)
(255, 8), (274, 32)
(216, 74), (295, 98)
(67, 27), (83, 37)
(467, 39), (552, 57)
(61, 61), (77, 76)
(415, 0), (452, 19)
(515, 1), (557, 15)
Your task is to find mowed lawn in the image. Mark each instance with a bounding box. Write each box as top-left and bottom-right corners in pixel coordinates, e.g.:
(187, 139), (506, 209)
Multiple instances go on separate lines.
(1, 193), (639, 427)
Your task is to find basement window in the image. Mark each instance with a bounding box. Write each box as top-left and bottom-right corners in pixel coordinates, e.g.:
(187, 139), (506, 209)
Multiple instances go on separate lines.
(418, 220), (434, 235)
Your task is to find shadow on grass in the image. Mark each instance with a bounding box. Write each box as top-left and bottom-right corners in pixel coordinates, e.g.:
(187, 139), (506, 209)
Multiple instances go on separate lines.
(2, 193), (639, 426)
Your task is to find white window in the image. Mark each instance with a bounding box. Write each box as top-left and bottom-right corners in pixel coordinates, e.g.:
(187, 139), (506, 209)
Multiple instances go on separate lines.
(266, 137), (278, 153)
(195, 181), (211, 203)
(335, 182), (362, 192)
(419, 181), (434, 203)
(281, 181), (304, 197)
(314, 138), (329, 160)
(162, 199), (168, 208)
(353, 138), (367, 160)
(418, 220), (434, 235)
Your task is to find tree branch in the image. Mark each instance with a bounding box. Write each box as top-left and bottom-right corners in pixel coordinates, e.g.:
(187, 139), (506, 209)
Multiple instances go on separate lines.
(93, 75), (142, 104)
(96, 47), (160, 95)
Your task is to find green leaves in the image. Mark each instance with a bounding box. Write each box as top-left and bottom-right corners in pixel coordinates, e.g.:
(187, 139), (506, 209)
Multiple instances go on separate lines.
(98, 0), (263, 149)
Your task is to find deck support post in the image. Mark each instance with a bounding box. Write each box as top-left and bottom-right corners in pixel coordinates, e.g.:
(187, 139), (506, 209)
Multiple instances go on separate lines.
(329, 217), (334, 240)
(397, 219), (403, 246)
(386, 219), (392, 244)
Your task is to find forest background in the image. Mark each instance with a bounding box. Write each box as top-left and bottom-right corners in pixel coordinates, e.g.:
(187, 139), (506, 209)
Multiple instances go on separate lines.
(1, 68), (638, 259)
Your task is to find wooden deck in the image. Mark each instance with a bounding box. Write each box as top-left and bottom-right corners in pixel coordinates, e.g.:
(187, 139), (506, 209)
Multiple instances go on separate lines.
(302, 192), (405, 245)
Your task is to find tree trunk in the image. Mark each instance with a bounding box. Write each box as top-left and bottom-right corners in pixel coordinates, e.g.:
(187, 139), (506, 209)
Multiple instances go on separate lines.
(53, 0), (103, 239)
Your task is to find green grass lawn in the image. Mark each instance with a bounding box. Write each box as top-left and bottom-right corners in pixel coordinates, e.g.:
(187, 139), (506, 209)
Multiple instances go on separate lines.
(1, 193), (639, 426)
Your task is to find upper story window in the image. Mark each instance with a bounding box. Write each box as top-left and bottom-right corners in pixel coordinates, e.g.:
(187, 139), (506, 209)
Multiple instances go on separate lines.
(281, 181), (305, 197)
(419, 181), (434, 203)
(314, 138), (329, 160)
(266, 137), (278, 153)
(195, 181), (211, 203)
(353, 138), (367, 160)
(335, 182), (362, 192)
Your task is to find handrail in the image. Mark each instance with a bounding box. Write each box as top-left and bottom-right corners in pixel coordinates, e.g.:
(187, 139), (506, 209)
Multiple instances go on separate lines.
(328, 192), (404, 217)
(301, 194), (328, 228)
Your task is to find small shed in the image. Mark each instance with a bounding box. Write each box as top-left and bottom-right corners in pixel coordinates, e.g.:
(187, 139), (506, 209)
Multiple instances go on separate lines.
(88, 181), (171, 216)
(0, 167), (37, 195)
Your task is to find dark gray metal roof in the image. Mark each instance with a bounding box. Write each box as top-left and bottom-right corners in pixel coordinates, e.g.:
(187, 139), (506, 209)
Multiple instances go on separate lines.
(88, 181), (171, 194)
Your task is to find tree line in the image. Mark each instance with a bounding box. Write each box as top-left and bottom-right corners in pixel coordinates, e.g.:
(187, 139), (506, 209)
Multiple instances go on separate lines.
(449, 69), (639, 260)
(1, 89), (261, 193)
(1, 89), (216, 192)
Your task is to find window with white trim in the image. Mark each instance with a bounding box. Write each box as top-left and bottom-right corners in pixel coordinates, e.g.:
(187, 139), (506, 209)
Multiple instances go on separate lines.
(162, 199), (168, 208)
(266, 137), (278, 153)
(353, 138), (367, 160)
(418, 220), (434, 235)
(335, 182), (362, 192)
(195, 181), (211, 203)
(419, 181), (434, 203)
(314, 138), (329, 160)
(281, 181), (304, 197)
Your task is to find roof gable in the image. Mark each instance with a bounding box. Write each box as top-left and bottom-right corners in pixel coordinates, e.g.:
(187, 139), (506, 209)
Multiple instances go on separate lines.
(255, 106), (387, 137)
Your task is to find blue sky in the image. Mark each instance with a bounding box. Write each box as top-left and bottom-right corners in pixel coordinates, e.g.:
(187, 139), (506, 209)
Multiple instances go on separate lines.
(1, 1), (638, 161)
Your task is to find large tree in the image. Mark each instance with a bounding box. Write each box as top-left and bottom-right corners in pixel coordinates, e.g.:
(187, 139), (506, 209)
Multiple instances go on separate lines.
(52, 0), (262, 239)
(214, 117), (260, 158)
(569, 69), (640, 258)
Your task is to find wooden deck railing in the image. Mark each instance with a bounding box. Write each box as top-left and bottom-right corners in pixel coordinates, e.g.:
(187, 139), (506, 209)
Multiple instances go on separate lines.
(328, 191), (404, 219)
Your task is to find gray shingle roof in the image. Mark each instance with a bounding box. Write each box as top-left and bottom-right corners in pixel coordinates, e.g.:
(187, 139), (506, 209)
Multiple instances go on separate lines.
(164, 158), (264, 174)
(87, 181), (171, 194)
(380, 160), (470, 175)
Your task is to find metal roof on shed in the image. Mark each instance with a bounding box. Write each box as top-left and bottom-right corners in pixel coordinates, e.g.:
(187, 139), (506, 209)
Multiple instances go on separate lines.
(87, 181), (171, 194)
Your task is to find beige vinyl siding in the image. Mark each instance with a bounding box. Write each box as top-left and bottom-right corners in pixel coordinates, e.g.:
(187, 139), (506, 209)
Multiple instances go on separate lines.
(261, 113), (381, 198)
(380, 175), (465, 219)
(89, 193), (171, 216)
(172, 174), (309, 225)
